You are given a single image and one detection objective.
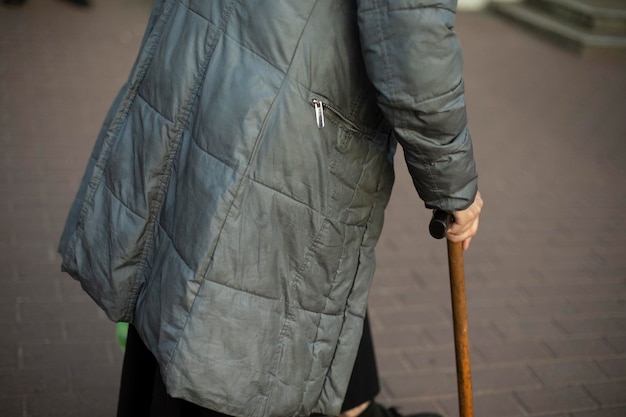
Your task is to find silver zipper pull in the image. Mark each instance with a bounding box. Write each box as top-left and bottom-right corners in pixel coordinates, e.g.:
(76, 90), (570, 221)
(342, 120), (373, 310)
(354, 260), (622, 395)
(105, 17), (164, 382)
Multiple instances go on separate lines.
(312, 99), (325, 128)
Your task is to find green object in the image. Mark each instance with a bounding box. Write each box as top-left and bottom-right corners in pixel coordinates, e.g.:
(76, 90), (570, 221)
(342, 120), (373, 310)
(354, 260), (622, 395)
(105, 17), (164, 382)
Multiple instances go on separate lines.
(116, 322), (129, 350)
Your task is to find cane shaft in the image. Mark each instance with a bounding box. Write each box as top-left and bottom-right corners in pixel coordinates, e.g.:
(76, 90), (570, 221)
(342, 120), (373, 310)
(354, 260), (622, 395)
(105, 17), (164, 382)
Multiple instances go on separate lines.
(447, 240), (474, 417)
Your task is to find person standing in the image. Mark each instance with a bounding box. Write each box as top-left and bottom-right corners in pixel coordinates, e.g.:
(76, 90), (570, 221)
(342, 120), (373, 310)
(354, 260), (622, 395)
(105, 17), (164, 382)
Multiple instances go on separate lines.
(60, 1), (482, 416)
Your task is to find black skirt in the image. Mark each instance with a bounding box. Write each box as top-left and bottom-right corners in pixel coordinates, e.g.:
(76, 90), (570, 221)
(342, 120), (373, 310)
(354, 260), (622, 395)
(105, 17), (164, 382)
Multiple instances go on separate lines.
(117, 316), (380, 417)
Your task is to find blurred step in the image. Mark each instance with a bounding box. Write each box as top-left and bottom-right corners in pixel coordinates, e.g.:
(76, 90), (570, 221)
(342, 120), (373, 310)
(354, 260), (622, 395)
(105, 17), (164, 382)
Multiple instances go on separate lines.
(530, 0), (626, 35)
(491, 0), (626, 55)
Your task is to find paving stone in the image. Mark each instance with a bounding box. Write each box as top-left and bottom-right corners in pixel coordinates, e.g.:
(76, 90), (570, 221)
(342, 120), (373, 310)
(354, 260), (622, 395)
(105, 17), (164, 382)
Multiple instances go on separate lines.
(394, 287), (451, 308)
(0, 367), (71, 396)
(571, 407), (626, 417)
(57, 278), (92, 301)
(530, 414), (569, 417)
(403, 347), (457, 372)
(371, 327), (431, 350)
(584, 381), (626, 408)
(514, 387), (598, 415)
(613, 315), (626, 330)
(440, 393), (525, 417)
(0, 344), (19, 370)
(556, 317), (625, 337)
(0, 320), (65, 345)
(465, 283), (528, 303)
(522, 282), (624, 298)
(0, 302), (17, 322)
(474, 340), (552, 364)
(19, 342), (113, 370)
(605, 335), (626, 354)
(375, 351), (413, 376)
(529, 360), (607, 386)
(24, 390), (119, 417)
(0, 280), (61, 303)
(543, 338), (615, 358)
(25, 395), (83, 417)
(491, 320), (567, 341)
(507, 300), (579, 318)
(17, 301), (101, 322)
(0, 397), (24, 417)
(382, 371), (457, 399)
(62, 319), (117, 343)
(472, 365), (539, 393)
(388, 398), (444, 417)
(567, 298), (626, 316)
(376, 306), (450, 328)
(68, 365), (121, 392)
(462, 302), (518, 322)
(595, 357), (626, 379)
(12, 260), (66, 282)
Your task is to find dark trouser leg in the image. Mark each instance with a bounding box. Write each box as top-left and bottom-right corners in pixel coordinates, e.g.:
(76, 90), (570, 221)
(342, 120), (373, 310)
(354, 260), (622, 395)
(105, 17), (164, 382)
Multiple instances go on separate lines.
(117, 325), (230, 417)
(341, 314), (380, 412)
(118, 315), (380, 416)
(117, 325), (157, 417)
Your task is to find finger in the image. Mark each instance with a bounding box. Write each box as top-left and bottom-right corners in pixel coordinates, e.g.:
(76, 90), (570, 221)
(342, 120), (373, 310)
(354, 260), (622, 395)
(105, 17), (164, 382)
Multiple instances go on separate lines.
(448, 215), (478, 236)
(448, 219), (473, 236)
(448, 196), (483, 235)
(447, 217), (479, 243)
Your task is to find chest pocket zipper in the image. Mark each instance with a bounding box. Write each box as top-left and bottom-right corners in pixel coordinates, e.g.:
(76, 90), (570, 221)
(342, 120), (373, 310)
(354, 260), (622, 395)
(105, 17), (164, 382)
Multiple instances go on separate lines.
(310, 97), (370, 136)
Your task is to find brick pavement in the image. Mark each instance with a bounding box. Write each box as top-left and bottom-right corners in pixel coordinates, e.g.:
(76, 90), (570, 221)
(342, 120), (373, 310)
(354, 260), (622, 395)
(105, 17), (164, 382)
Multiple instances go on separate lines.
(1, 1), (625, 417)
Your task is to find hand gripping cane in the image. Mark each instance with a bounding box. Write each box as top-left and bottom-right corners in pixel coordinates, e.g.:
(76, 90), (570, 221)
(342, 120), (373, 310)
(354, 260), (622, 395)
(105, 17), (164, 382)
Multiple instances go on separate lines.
(430, 210), (474, 417)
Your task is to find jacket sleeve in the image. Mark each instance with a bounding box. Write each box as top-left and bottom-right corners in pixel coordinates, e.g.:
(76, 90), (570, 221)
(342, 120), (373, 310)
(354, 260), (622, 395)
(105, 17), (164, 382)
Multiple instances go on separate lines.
(357, 0), (478, 212)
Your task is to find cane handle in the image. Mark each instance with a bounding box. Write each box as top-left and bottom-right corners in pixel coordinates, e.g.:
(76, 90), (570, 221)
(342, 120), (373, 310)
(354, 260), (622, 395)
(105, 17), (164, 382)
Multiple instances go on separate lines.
(429, 209), (452, 239)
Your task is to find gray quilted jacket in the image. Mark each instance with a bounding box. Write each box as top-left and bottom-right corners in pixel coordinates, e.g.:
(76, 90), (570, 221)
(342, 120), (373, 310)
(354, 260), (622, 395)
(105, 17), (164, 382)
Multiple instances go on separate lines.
(59, 0), (477, 416)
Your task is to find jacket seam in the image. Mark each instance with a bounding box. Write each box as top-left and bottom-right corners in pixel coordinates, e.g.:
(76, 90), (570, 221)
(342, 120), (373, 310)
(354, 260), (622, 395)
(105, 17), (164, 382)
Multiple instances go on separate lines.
(67, 0), (178, 321)
(307, 141), (377, 407)
(102, 182), (149, 221)
(393, 76), (464, 109)
(136, 91), (174, 124)
(193, 277), (349, 315)
(259, 2), (325, 414)
(388, 4), (456, 14)
(167, 2), (292, 415)
(312, 152), (389, 408)
(156, 223), (195, 274)
(154, 0), (243, 398)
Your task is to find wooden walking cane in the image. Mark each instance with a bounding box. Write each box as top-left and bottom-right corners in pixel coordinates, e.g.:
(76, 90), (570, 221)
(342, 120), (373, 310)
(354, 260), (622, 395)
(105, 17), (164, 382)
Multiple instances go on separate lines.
(430, 210), (474, 417)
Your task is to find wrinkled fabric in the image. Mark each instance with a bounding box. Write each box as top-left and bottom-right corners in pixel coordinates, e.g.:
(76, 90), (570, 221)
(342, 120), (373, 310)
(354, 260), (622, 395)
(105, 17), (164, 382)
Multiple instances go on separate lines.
(59, 1), (477, 416)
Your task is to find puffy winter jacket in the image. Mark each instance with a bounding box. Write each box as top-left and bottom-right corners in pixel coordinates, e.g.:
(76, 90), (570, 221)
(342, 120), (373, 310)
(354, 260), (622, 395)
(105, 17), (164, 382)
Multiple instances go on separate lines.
(59, 0), (477, 416)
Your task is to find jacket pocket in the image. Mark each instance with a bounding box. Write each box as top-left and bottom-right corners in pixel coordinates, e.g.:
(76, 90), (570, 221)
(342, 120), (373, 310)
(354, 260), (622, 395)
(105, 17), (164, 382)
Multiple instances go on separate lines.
(308, 93), (378, 148)
(307, 93), (393, 226)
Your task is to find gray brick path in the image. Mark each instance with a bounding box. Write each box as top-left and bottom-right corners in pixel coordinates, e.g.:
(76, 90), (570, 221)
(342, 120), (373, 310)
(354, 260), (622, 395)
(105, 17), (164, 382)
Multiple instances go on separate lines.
(1, 1), (625, 416)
